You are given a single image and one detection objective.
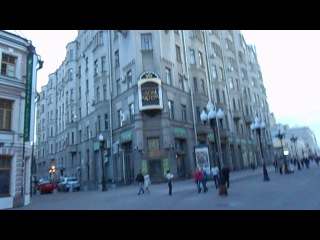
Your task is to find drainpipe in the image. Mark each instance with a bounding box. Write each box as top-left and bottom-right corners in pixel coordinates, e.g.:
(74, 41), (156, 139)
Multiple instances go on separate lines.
(181, 30), (198, 146)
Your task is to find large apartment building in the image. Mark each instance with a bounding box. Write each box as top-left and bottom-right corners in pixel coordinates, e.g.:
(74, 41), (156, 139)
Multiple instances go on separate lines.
(0, 30), (41, 209)
(36, 30), (274, 190)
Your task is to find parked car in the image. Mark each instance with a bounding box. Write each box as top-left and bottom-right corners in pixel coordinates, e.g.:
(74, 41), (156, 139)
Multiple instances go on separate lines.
(57, 177), (80, 192)
(38, 180), (56, 194)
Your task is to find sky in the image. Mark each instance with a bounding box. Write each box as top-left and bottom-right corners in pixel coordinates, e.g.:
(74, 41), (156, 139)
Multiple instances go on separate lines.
(6, 30), (320, 147)
(242, 30), (320, 147)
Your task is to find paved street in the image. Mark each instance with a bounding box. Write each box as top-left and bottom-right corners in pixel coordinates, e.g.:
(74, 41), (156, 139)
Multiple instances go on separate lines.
(7, 162), (320, 210)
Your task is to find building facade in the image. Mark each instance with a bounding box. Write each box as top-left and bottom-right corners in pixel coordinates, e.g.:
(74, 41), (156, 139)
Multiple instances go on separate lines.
(35, 30), (274, 190)
(0, 30), (41, 209)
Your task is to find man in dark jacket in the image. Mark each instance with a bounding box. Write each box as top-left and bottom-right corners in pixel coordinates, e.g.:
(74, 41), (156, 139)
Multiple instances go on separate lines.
(135, 172), (144, 195)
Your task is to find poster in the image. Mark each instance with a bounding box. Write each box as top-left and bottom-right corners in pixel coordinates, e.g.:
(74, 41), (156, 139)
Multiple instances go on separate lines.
(195, 146), (210, 173)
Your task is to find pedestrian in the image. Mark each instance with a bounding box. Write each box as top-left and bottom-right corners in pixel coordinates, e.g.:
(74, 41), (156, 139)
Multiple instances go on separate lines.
(211, 165), (219, 189)
(144, 172), (151, 193)
(222, 165), (230, 188)
(135, 172), (144, 195)
(201, 168), (208, 193)
(194, 168), (202, 193)
(250, 161), (255, 171)
(166, 170), (173, 195)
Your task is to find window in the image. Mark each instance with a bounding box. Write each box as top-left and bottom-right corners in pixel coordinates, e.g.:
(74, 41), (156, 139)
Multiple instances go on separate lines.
(86, 80), (89, 93)
(229, 77), (234, 89)
(179, 74), (184, 91)
(129, 103), (134, 122)
(103, 84), (107, 100)
(96, 87), (100, 102)
(1, 53), (16, 77)
(176, 45), (182, 62)
(216, 89), (220, 103)
(0, 99), (13, 131)
(101, 56), (107, 72)
(212, 65), (217, 79)
(200, 79), (205, 95)
(219, 67), (224, 81)
(193, 77), (198, 93)
(68, 68), (73, 80)
(196, 106), (201, 124)
(94, 59), (98, 76)
(115, 50), (119, 67)
(141, 33), (153, 51)
(69, 50), (74, 61)
(79, 130), (82, 142)
(85, 57), (88, 71)
(148, 138), (159, 151)
(116, 79), (121, 95)
(233, 99), (237, 111)
(127, 70), (132, 88)
(181, 104), (187, 122)
(86, 125), (90, 140)
(104, 113), (108, 130)
(97, 115), (101, 133)
(168, 100), (174, 120)
(165, 68), (172, 85)
(0, 155), (11, 197)
(189, 49), (196, 65)
(118, 109), (122, 127)
(198, 51), (204, 67)
(70, 89), (74, 101)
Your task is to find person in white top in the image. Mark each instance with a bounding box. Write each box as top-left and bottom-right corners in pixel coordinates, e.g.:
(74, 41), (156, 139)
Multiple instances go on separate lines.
(144, 172), (151, 193)
(211, 165), (219, 189)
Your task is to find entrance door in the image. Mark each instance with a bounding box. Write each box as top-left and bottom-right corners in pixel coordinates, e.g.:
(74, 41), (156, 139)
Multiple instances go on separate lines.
(176, 153), (186, 178)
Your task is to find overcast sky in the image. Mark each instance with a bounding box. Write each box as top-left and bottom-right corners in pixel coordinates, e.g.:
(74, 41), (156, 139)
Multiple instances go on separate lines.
(242, 30), (320, 146)
(8, 30), (319, 147)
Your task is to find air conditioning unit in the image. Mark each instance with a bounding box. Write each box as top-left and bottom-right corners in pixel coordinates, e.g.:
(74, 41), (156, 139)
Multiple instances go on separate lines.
(121, 75), (126, 83)
(91, 100), (95, 106)
(183, 74), (189, 80)
(211, 53), (216, 58)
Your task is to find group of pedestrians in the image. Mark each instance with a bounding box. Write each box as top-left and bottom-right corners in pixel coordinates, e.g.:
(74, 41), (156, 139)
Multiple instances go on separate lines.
(135, 172), (151, 195)
(135, 165), (230, 196)
(194, 165), (230, 193)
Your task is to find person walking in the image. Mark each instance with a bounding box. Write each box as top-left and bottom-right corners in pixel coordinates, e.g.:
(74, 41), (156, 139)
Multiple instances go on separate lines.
(135, 172), (145, 195)
(194, 168), (202, 193)
(201, 169), (208, 193)
(211, 165), (219, 189)
(166, 170), (174, 195)
(144, 172), (151, 193)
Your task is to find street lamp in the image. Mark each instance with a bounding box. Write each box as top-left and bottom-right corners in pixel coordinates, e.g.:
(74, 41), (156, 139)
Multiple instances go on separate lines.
(275, 127), (289, 174)
(290, 135), (301, 170)
(250, 116), (270, 181)
(200, 101), (227, 196)
(99, 134), (107, 191)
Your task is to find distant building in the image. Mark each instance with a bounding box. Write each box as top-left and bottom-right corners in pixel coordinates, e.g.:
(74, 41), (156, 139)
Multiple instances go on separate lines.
(0, 30), (41, 209)
(36, 30), (274, 190)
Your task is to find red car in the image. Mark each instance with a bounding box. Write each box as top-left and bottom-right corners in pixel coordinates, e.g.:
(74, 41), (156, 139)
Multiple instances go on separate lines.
(37, 180), (56, 194)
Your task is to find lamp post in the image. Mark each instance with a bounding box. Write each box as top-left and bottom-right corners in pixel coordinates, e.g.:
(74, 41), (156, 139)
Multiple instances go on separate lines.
(200, 101), (227, 196)
(99, 134), (107, 191)
(290, 135), (301, 170)
(250, 116), (270, 181)
(275, 128), (289, 174)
